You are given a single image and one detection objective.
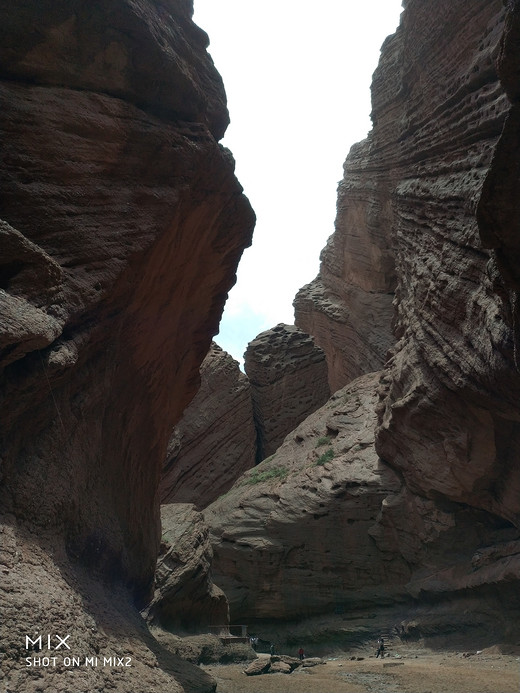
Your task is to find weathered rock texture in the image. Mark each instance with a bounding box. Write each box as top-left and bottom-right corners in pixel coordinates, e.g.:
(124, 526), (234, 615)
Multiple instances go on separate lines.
(0, 1), (254, 690)
(295, 275), (394, 393)
(205, 373), (406, 621)
(244, 324), (330, 461)
(374, 0), (520, 531)
(145, 504), (228, 631)
(205, 0), (520, 644)
(206, 372), (520, 640)
(161, 343), (256, 508)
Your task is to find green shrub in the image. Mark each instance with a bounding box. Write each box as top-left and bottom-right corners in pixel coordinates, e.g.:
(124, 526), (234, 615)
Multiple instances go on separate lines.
(316, 448), (335, 466)
(245, 466), (288, 485)
(316, 435), (331, 447)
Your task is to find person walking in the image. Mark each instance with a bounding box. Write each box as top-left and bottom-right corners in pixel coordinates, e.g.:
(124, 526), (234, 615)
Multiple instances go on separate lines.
(376, 636), (385, 658)
(298, 647), (305, 660)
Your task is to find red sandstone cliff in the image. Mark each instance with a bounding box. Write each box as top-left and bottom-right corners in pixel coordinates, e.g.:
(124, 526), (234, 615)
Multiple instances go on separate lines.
(205, 0), (520, 645)
(0, 2), (254, 691)
(161, 343), (256, 509)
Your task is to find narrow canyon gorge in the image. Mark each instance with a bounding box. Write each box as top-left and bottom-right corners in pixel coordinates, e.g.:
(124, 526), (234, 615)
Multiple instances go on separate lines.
(1, 1), (520, 692)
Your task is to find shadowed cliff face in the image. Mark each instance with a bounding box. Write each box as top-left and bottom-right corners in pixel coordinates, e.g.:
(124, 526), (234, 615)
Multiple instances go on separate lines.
(161, 343), (257, 509)
(478, 1), (520, 336)
(0, 1), (254, 690)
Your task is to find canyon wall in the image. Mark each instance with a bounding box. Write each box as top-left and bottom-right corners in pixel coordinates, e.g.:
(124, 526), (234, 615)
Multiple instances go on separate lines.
(0, 2), (254, 691)
(161, 343), (256, 509)
(205, 372), (406, 621)
(161, 328), (330, 509)
(374, 0), (520, 529)
(146, 503), (228, 631)
(206, 0), (520, 642)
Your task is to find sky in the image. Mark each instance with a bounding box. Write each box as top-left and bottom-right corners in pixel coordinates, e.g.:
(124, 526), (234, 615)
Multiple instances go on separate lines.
(193, 1), (403, 364)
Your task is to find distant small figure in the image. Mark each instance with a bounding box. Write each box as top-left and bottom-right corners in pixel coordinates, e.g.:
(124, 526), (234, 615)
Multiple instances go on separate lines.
(376, 636), (385, 659)
(270, 643), (275, 656)
(298, 647), (305, 660)
(250, 636), (258, 651)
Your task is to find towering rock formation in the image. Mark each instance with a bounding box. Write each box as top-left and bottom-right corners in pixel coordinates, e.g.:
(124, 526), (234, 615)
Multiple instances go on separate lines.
(205, 0), (520, 644)
(294, 64), (398, 393)
(244, 324), (330, 461)
(0, 2), (254, 691)
(161, 343), (256, 509)
(374, 0), (520, 529)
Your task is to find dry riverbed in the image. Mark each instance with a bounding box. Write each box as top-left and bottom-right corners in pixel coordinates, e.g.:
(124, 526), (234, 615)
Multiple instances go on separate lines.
(203, 646), (520, 693)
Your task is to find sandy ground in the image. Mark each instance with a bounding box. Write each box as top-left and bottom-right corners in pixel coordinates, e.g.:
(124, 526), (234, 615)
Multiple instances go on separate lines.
(203, 647), (520, 693)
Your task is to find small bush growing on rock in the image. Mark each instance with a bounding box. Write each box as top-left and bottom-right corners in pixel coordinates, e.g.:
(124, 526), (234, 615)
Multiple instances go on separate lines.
(316, 436), (332, 447)
(316, 448), (334, 465)
(245, 466), (288, 484)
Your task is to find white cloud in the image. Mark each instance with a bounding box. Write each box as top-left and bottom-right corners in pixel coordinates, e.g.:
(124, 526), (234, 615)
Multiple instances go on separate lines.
(194, 0), (403, 361)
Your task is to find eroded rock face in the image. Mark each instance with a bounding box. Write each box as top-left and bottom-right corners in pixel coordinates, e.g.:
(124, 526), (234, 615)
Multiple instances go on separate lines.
(0, 1), (254, 690)
(205, 0), (520, 642)
(204, 373), (406, 621)
(244, 324), (330, 461)
(205, 372), (520, 635)
(161, 343), (256, 509)
(145, 504), (228, 631)
(373, 0), (520, 530)
(295, 276), (394, 393)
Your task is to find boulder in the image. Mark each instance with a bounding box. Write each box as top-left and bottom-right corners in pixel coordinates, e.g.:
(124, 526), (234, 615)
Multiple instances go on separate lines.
(302, 657), (324, 667)
(145, 504), (229, 631)
(244, 657), (271, 676)
(269, 660), (292, 673)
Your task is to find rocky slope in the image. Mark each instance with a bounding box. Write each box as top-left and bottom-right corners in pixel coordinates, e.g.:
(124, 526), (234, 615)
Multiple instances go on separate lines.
(0, 2), (254, 691)
(205, 0), (520, 644)
(204, 372), (406, 621)
(244, 324), (330, 460)
(161, 343), (256, 509)
(206, 371), (520, 636)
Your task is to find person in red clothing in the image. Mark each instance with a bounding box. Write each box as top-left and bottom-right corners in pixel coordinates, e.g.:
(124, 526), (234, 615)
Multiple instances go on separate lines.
(298, 647), (305, 660)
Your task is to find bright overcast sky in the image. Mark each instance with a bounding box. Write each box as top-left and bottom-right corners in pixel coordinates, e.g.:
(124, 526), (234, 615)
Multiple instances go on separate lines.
(193, 1), (403, 364)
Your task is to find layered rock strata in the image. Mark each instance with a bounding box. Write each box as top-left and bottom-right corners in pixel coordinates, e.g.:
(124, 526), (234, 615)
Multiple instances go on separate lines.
(161, 343), (256, 509)
(295, 276), (394, 393)
(206, 372), (520, 639)
(205, 0), (520, 643)
(145, 504), (228, 631)
(0, 1), (254, 690)
(373, 0), (520, 530)
(244, 324), (330, 461)
(205, 373), (406, 621)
